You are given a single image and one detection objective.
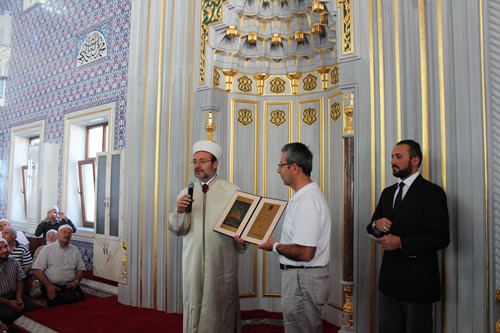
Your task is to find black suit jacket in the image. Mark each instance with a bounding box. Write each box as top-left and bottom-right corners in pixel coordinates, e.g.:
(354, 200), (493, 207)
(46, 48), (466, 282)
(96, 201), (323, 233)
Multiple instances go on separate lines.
(367, 174), (450, 302)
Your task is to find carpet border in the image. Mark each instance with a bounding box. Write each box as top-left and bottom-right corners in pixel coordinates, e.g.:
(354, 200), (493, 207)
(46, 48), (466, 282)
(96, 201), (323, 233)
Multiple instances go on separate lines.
(14, 315), (58, 333)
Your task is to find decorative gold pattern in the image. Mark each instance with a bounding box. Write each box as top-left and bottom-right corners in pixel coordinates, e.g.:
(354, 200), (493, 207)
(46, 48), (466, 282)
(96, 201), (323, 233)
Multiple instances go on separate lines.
(237, 108), (253, 126)
(270, 109), (286, 126)
(237, 76), (253, 92)
(270, 77), (286, 94)
(303, 74), (317, 91)
(120, 241), (127, 284)
(252, 74), (269, 95)
(342, 285), (354, 328)
(199, 0), (227, 84)
(302, 108), (317, 125)
(226, 25), (238, 37)
(337, 0), (353, 54)
(331, 65), (339, 84)
(213, 68), (220, 87)
(331, 102), (341, 121)
(223, 69), (238, 91)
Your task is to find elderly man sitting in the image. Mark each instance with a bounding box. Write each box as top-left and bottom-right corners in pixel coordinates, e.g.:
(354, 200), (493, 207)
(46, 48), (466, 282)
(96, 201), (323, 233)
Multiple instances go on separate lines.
(0, 238), (34, 326)
(33, 225), (86, 307)
(0, 219), (29, 249)
(2, 227), (32, 276)
(30, 229), (58, 298)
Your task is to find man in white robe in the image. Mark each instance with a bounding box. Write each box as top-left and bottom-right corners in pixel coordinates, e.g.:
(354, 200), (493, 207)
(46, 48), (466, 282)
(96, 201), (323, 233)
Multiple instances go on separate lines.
(168, 140), (245, 333)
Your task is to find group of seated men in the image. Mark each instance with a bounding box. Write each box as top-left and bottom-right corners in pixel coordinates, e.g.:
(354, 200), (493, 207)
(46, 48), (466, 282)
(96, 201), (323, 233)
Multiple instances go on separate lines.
(0, 206), (85, 331)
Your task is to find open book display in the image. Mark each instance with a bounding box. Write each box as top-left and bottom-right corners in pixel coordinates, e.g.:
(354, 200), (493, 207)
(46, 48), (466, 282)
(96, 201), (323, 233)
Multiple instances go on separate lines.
(213, 191), (288, 245)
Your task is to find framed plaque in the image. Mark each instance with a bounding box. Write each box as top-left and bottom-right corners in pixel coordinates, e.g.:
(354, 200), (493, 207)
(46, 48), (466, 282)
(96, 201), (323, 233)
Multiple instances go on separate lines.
(214, 191), (287, 245)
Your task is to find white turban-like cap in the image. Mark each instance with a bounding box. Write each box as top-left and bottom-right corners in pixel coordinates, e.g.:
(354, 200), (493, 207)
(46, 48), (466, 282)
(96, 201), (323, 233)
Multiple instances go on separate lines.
(48, 205), (59, 213)
(193, 140), (222, 161)
(58, 225), (73, 232)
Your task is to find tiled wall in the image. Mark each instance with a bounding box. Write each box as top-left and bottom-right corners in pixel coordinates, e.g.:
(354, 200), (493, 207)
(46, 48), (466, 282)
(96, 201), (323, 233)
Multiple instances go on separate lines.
(0, 0), (132, 262)
(0, 0), (130, 216)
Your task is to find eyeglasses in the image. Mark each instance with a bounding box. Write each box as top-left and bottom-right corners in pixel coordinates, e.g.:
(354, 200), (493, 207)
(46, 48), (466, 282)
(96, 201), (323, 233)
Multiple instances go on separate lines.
(277, 162), (293, 169)
(190, 159), (213, 165)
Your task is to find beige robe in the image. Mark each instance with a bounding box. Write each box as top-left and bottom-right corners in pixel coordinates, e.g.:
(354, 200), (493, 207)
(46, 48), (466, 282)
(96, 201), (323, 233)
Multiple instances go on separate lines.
(169, 176), (242, 333)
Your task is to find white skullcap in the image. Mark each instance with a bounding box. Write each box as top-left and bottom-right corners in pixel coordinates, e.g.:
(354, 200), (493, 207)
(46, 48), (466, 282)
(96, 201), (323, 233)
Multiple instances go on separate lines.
(48, 205), (59, 212)
(58, 225), (73, 232)
(0, 219), (7, 223)
(4, 226), (16, 235)
(47, 229), (57, 234)
(193, 140), (222, 161)
(0, 238), (7, 246)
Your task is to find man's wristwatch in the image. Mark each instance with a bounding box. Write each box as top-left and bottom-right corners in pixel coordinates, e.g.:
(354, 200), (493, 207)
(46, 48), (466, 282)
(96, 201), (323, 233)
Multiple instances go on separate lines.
(272, 242), (280, 254)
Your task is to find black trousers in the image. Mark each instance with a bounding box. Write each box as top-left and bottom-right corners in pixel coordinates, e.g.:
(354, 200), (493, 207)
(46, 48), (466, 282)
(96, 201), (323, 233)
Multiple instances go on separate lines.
(0, 292), (35, 325)
(379, 292), (433, 333)
(41, 284), (85, 308)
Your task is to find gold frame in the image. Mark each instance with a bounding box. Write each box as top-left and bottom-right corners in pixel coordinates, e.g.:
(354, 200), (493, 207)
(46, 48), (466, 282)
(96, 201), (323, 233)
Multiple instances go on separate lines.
(240, 197), (287, 245)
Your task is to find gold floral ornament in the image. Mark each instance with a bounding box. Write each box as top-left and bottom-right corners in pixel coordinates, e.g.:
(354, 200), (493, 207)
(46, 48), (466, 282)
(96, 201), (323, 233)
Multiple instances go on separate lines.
(270, 109), (286, 127)
(331, 65), (339, 84)
(237, 76), (252, 92)
(303, 108), (317, 125)
(331, 102), (341, 121)
(303, 74), (317, 91)
(270, 77), (286, 94)
(237, 108), (253, 126)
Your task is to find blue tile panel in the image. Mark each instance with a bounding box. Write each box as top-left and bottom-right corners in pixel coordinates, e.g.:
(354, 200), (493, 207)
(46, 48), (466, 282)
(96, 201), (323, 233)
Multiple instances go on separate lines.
(0, 0), (131, 217)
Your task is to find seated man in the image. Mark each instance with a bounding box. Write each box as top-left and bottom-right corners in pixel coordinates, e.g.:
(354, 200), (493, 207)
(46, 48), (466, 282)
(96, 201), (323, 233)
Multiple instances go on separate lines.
(0, 238), (34, 326)
(2, 227), (32, 276)
(33, 225), (86, 307)
(35, 206), (76, 244)
(30, 229), (57, 298)
(0, 219), (29, 249)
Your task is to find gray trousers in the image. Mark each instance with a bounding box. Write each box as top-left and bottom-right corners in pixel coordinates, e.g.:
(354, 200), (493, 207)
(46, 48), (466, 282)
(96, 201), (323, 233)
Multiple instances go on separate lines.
(281, 267), (330, 333)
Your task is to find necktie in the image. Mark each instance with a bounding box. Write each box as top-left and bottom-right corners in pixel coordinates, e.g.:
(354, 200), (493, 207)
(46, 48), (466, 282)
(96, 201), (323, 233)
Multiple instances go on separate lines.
(202, 184), (209, 193)
(393, 182), (405, 212)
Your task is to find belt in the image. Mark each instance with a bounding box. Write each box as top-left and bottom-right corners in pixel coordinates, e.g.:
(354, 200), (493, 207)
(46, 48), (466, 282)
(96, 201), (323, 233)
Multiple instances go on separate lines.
(280, 264), (325, 270)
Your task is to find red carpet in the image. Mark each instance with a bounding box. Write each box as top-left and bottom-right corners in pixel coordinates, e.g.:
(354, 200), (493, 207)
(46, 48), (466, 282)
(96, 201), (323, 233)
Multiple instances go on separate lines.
(22, 296), (182, 332)
(19, 296), (339, 333)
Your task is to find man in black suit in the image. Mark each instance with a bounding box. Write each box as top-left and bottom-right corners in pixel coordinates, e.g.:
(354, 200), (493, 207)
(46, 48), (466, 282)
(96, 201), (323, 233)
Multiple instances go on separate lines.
(367, 140), (450, 333)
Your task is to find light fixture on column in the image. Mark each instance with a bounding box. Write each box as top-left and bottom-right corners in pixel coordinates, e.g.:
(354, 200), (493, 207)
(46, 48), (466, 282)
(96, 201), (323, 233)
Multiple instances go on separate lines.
(205, 112), (216, 142)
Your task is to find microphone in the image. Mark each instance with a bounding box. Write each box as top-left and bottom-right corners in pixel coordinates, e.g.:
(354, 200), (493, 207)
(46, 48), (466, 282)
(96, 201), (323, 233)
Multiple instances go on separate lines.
(186, 182), (194, 213)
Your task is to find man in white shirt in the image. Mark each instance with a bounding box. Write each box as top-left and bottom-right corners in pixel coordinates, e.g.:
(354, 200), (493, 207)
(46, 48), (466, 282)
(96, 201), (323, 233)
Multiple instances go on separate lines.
(258, 142), (331, 333)
(33, 225), (86, 307)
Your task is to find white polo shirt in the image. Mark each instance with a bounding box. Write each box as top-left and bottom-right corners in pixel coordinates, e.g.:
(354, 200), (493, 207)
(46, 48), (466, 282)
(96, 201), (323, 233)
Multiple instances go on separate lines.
(279, 182), (331, 267)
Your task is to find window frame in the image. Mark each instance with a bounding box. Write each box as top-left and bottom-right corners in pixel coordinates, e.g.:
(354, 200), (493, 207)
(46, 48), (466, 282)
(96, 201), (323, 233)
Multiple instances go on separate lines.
(79, 122), (108, 228)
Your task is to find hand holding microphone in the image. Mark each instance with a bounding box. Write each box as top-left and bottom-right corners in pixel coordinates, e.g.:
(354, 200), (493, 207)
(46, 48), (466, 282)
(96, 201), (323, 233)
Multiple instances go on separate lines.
(186, 182), (194, 213)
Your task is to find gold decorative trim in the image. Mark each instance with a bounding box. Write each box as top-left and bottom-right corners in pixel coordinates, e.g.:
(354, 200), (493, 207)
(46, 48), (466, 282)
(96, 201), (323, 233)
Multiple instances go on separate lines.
(479, 1), (489, 332)
(337, 0), (353, 55)
(394, 0), (402, 141)
(342, 284), (354, 328)
(368, 0), (376, 331)
(418, 0), (429, 178)
(153, 0), (168, 309)
(343, 93), (354, 134)
(377, 0), (386, 190)
(140, 0), (153, 308)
